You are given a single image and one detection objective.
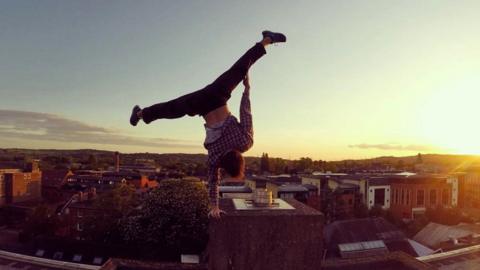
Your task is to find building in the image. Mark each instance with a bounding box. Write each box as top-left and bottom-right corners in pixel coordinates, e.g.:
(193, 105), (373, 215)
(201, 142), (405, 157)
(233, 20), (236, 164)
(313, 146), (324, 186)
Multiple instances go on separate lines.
(0, 249), (106, 270)
(459, 168), (480, 209)
(418, 243), (480, 269)
(324, 217), (434, 259)
(302, 175), (362, 220)
(0, 160), (42, 206)
(414, 222), (480, 250)
(65, 171), (157, 192)
(364, 178), (391, 210)
(389, 175), (456, 220)
(57, 188), (99, 239)
(42, 169), (74, 203)
(322, 251), (435, 270)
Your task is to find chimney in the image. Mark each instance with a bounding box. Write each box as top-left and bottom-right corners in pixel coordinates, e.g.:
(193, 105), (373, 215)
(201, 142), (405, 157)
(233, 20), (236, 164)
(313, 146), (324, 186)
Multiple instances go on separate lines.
(25, 159), (40, 172)
(77, 191), (83, 202)
(114, 151), (120, 172)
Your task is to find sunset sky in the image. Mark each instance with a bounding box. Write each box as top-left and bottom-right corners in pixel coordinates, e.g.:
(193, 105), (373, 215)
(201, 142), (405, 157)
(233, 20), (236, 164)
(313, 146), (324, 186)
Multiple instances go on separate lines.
(1, 1), (479, 160)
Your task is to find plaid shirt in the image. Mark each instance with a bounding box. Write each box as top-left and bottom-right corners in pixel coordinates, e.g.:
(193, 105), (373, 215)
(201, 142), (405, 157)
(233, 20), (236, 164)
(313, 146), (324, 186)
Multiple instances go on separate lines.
(204, 88), (253, 207)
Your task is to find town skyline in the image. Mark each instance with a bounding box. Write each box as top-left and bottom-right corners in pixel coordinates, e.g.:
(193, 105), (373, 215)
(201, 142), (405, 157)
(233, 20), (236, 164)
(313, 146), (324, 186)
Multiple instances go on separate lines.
(2, 1), (480, 160)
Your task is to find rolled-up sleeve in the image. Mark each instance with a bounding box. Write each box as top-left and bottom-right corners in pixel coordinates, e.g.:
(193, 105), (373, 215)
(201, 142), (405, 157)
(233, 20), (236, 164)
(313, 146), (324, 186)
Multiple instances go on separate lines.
(207, 158), (220, 207)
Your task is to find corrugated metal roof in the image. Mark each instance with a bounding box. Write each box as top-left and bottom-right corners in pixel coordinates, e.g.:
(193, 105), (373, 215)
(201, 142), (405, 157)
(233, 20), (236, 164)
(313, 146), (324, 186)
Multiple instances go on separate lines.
(407, 239), (435, 257)
(325, 217), (406, 246)
(413, 222), (472, 248)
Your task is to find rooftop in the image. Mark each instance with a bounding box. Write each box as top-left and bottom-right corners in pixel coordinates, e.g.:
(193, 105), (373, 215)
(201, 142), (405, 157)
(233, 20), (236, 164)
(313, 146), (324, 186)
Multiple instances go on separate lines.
(0, 249), (102, 270)
(413, 222), (479, 249)
(419, 244), (480, 269)
(323, 251), (435, 270)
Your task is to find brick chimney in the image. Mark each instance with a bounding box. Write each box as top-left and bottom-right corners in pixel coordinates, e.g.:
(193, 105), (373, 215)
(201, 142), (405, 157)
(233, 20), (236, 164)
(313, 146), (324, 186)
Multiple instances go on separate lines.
(25, 159), (40, 172)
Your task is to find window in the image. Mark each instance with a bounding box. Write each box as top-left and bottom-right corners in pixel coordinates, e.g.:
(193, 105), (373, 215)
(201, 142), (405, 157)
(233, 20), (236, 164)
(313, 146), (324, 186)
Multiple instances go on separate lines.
(374, 189), (385, 206)
(93, 257), (103, 265)
(348, 199), (353, 205)
(401, 189), (405, 205)
(280, 193), (294, 199)
(53, 252), (63, 260)
(73, 254), (82, 262)
(417, 190), (425, 206)
(430, 190), (437, 206)
(35, 249), (45, 257)
(442, 189), (449, 205)
(406, 190), (410, 205)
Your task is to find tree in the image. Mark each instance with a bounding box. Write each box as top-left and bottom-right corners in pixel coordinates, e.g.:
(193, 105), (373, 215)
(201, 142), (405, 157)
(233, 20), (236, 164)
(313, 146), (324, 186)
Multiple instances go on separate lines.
(82, 184), (138, 243)
(354, 203), (369, 219)
(85, 154), (98, 169)
(260, 153), (271, 173)
(21, 205), (60, 241)
(120, 179), (209, 257)
(270, 158), (286, 174)
(416, 153), (423, 164)
(396, 160), (405, 170)
(296, 157), (313, 172)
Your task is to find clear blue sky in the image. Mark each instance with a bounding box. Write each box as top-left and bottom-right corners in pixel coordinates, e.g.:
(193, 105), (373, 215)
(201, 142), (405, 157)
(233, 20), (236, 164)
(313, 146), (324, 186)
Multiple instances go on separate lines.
(1, 1), (479, 160)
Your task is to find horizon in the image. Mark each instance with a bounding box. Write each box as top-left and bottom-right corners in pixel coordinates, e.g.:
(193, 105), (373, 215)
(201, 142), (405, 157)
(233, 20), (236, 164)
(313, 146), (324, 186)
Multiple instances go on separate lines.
(2, 1), (480, 160)
(2, 147), (480, 163)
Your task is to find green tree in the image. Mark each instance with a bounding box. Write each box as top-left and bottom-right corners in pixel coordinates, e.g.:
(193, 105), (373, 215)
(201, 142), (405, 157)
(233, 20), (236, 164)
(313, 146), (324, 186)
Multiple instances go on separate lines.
(82, 184), (137, 243)
(260, 153), (271, 173)
(396, 160), (405, 170)
(270, 158), (286, 174)
(21, 205), (60, 241)
(297, 157), (313, 172)
(416, 153), (423, 164)
(354, 203), (369, 219)
(121, 179), (209, 256)
(87, 154), (98, 169)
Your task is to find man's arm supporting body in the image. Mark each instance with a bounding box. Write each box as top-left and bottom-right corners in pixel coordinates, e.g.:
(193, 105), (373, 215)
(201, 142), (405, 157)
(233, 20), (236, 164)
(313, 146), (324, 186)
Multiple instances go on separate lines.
(240, 74), (253, 139)
(207, 75), (252, 219)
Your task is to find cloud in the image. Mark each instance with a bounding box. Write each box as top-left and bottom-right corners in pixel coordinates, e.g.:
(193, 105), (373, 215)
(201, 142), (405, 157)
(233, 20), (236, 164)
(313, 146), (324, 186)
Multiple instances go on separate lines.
(0, 110), (200, 149)
(348, 143), (433, 151)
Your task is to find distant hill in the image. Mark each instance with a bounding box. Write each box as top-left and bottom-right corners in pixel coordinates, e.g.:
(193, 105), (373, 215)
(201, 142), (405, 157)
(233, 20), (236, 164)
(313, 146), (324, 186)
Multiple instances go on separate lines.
(0, 148), (260, 170)
(1, 148), (478, 173)
(332, 153), (480, 173)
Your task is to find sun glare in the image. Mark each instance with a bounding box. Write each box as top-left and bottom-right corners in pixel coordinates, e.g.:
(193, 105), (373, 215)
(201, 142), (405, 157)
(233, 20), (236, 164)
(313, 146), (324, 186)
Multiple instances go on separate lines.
(419, 78), (480, 155)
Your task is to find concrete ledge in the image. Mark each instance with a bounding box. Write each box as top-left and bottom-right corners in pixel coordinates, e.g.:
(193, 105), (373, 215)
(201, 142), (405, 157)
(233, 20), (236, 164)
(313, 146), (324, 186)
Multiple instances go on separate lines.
(322, 251), (435, 270)
(100, 258), (207, 270)
(208, 198), (324, 270)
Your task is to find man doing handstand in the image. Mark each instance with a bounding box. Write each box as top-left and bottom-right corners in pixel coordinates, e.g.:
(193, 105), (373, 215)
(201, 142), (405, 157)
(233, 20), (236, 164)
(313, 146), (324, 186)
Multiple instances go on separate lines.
(129, 31), (286, 218)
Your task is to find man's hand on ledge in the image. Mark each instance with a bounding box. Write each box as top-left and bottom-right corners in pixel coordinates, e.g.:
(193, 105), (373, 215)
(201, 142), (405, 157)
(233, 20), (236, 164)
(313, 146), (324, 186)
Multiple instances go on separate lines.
(208, 205), (226, 219)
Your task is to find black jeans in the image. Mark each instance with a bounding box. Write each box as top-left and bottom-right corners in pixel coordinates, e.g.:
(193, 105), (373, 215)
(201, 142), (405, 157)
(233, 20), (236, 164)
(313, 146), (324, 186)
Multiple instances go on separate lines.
(141, 43), (266, 123)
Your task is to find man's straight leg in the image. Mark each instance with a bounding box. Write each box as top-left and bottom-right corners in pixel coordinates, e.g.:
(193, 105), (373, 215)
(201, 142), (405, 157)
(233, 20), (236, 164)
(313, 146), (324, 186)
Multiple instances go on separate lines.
(141, 90), (204, 124)
(210, 43), (266, 97)
(142, 43), (267, 124)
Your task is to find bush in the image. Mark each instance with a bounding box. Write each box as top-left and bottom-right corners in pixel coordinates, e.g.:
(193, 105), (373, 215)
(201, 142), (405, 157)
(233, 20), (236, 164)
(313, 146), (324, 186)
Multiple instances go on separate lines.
(121, 179), (209, 258)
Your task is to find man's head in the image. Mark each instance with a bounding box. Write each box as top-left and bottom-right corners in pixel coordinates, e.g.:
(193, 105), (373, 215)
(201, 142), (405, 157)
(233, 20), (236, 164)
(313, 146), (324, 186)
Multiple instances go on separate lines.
(219, 150), (245, 180)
